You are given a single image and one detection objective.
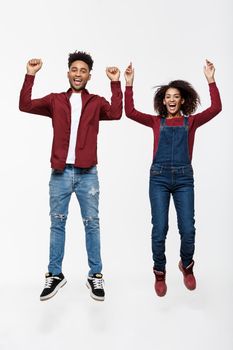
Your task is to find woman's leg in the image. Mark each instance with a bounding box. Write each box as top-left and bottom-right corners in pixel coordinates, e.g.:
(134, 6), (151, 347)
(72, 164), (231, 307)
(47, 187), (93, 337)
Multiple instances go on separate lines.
(172, 170), (195, 268)
(149, 172), (171, 272)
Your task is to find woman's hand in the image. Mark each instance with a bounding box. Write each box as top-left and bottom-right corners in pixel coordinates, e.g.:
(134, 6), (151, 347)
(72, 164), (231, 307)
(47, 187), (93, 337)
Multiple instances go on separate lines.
(204, 59), (215, 83)
(124, 62), (134, 86)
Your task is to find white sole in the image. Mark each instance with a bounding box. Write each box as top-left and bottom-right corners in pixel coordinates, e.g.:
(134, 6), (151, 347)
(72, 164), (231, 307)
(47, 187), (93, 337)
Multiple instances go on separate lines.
(40, 279), (67, 301)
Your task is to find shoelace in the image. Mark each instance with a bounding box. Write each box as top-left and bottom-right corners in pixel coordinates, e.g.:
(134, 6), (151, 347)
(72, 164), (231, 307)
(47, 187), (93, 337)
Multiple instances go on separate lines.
(44, 276), (60, 289)
(92, 278), (104, 290)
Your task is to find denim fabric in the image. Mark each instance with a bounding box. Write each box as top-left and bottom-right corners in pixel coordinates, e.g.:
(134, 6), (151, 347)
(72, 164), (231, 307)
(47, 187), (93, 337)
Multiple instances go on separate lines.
(48, 165), (102, 276)
(150, 117), (195, 271)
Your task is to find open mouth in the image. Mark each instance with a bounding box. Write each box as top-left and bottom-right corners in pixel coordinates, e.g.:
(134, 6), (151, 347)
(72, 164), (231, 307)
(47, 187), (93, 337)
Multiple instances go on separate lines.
(73, 78), (82, 86)
(168, 104), (177, 110)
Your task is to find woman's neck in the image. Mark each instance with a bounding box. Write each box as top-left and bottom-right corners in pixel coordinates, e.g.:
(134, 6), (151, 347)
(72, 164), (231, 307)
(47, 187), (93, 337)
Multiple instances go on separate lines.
(166, 113), (182, 119)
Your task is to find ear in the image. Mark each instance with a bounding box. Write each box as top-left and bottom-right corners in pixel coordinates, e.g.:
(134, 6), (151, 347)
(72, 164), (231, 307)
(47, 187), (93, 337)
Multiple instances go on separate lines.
(181, 98), (185, 104)
(88, 73), (91, 81)
(163, 98), (166, 105)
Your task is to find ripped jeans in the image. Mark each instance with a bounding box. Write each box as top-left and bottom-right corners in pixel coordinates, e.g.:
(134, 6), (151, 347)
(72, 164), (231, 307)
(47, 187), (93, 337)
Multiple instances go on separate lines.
(48, 165), (102, 276)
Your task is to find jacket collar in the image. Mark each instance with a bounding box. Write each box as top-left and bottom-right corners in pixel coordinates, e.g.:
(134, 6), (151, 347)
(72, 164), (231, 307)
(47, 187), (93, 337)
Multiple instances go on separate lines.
(66, 88), (95, 111)
(66, 87), (89, 99)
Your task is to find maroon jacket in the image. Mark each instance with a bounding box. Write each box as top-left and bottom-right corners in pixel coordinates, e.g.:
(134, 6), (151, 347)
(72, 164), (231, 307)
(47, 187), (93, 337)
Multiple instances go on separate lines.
(19, 74), (123, 170)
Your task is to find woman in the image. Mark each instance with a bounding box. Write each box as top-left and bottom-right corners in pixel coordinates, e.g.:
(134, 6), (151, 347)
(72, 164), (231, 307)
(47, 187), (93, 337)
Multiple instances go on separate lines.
(124, 60), (222, 297)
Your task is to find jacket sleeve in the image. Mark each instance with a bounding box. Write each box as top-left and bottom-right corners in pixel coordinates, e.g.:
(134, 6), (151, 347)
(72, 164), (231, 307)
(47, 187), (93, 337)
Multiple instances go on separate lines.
(99, 81), (123, 120)
(19, 74), (52, 117)
(124, 86), (154, 127)
(192, 82), (222, 128)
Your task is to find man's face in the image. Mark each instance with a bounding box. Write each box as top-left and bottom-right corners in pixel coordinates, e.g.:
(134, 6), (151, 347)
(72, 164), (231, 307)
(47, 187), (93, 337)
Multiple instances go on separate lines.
(67, 60), (91, 92)
(163, 88), (184, 116)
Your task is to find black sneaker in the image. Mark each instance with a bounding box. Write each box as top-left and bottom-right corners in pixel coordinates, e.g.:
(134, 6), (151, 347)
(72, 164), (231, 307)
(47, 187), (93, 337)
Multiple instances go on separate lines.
(40, 272), (67, 301)
(86, 273), (105, 301)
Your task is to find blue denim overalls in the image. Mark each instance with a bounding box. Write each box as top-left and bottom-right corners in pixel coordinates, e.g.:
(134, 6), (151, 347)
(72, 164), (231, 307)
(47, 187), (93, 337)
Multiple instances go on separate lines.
(149, 116), (195, 272)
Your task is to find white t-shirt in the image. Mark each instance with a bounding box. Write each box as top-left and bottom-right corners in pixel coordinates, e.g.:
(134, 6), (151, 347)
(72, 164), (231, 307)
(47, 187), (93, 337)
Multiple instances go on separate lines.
(66, 93), (82, 164)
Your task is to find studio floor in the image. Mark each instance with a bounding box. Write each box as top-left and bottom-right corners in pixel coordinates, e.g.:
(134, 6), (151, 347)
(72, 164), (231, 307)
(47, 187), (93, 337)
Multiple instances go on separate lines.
(1, 268), (232, 350)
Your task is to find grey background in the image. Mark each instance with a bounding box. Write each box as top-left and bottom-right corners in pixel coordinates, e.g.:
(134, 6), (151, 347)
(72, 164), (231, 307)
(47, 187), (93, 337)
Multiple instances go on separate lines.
(0, 0), (232, 349)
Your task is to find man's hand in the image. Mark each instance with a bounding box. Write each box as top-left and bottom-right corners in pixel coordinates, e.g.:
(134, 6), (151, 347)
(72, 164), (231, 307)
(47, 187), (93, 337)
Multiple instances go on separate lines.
(204, 59), (215, 83)
(106, 67), (120, 81)
(27, 59), (43, 76)
(124, 62), (134, 86)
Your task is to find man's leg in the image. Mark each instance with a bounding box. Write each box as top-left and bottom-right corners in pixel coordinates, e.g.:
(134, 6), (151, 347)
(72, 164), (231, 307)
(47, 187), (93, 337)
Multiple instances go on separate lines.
(48, 169), (73, 274)
(75, 166), (104, 301)
(75, 167), (102, 275)
(40, 168), (72, 301)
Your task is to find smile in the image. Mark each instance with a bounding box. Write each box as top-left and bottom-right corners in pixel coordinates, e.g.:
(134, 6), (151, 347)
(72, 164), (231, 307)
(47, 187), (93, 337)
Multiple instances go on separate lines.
(73, 78), (82, 85)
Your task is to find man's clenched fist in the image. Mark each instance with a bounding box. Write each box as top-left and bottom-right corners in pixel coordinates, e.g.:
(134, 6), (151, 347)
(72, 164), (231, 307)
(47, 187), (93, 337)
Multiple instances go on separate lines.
(106, 67), (120, 81)
(27, 59), (43, 76)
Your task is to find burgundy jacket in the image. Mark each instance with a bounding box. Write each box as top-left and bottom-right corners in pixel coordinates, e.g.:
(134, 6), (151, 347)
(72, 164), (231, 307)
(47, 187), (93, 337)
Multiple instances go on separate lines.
(19, 74), (123, 170)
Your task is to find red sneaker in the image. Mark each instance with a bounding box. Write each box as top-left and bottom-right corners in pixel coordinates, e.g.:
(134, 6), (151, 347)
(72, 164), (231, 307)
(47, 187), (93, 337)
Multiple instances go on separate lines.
(179, 260), (196, 290)
(153, 270), (167, 297)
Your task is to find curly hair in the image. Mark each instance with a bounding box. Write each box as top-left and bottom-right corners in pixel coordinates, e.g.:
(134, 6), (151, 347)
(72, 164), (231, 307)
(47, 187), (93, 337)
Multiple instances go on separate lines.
(68, 51), (94, 71)
(154, 80), (200, 116)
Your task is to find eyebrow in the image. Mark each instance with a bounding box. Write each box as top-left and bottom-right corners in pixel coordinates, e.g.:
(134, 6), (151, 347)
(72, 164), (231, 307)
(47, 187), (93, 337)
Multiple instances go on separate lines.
(71, 67), (88, 71)
(165, 93), (181, 97)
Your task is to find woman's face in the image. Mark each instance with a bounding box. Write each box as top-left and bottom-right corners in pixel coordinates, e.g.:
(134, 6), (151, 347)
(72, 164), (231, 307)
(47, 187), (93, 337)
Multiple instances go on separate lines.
(163, 88), (184, 116)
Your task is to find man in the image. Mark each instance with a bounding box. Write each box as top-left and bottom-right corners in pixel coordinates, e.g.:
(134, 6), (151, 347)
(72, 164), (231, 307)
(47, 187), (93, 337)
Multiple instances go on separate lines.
(19, 51), (122, 301)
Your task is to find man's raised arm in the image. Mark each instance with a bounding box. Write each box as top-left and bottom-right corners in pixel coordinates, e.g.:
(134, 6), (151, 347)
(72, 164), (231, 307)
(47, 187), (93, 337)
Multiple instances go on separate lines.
(19, 58), (52, 117)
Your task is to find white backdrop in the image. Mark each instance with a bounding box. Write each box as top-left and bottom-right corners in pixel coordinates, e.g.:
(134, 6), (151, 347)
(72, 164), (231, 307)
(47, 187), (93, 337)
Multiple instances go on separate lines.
(0, 0), (232, 349)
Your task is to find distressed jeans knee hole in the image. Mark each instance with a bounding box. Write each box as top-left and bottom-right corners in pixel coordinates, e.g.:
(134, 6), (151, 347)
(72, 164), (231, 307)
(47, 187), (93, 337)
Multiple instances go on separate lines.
(51, 213), (67, 221)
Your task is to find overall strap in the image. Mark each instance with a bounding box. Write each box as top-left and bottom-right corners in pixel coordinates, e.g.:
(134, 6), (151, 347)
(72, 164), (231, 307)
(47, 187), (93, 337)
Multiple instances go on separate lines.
(184, 115), (189, 128)
(160, 117), (166, 126)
